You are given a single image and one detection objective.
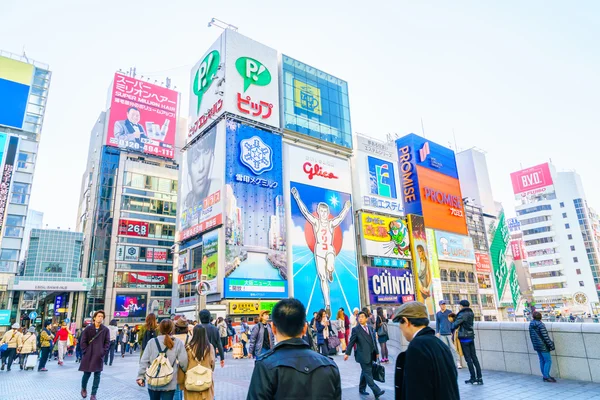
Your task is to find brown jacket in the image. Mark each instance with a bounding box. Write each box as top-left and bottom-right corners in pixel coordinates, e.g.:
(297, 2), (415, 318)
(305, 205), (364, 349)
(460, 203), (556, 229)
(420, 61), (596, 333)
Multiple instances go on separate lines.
(18, 332), (37, 354)
(181, 344), (215, 400)
(1, 329), (23, 349)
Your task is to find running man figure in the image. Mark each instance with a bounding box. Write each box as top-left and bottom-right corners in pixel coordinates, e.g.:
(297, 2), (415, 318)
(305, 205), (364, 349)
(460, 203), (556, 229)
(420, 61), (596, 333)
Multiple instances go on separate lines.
(291, 187), (352, 313)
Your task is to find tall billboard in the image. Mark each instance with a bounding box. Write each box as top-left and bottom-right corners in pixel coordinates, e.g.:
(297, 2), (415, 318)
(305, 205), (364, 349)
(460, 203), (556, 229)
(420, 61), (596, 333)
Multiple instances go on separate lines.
(224, 119), (287, 299)
(0, 57), (33, 130)
(354, 135), (403, 215)
(425, 228), (443, 311)
(407, 215), (436, 318)
(434, 230), (476, 263)
(0, 136), (19, 245)
(490, 211), (510, 300)
(106, 73), (178, 159)
(281, 55), (352, 148)
(510, 163), (554, 199)
(188, 31), (280, 143)
(359, 212), (410, 258)
(179, 123), (226, 241)
(396, 134), (467, 235)
(286, 144), (359, 316)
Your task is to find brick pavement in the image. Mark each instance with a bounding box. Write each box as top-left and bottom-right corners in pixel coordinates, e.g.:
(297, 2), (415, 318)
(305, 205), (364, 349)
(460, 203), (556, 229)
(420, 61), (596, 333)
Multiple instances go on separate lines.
(2, 347), (600, 399)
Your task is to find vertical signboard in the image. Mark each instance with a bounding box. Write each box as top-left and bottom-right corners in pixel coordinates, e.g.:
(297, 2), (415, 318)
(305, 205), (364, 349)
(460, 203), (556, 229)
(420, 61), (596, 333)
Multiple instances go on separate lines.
(0, 136), (19, 242)
(359, 212), (410, 258)
(475, 253), (492, 273)
(510, 240), (523, 261)
(179, 122), (226, 241)
(425, 229), (443, 312)
(490, 211), (510, 301)
(106, 73), (178, 159)
(509, 263), (521, 308)
(407, 215), (436, 318)
(0, 56), (33, 130)
(286, 144), (359, 316)
(224, 120), (287, 299)
(355, 135), (403, 215)
(202, 229), (219, 295)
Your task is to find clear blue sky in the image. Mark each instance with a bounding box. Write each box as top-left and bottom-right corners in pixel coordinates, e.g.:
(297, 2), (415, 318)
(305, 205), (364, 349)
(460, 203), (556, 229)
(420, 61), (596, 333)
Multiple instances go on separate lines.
(1, 1), (599, 229)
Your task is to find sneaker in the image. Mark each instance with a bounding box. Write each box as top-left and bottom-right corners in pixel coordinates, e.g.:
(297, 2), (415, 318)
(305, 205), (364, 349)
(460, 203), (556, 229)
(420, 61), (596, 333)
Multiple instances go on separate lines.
(475, 378), (484, 385)
(465, 378), (477, 384)
(457, 363), (463, 369)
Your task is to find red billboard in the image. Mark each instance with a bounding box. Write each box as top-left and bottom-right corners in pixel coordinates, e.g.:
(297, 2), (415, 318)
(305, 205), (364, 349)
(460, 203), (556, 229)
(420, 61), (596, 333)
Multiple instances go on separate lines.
(511, 240), (523, 261)
(510, 163), (553, 197)
(118, 219), (149, 237)
(115, 271), (172, 289)
(178, 269), (201, 285)
(107, 73), (178, 159)
(475, 252), (492, 273)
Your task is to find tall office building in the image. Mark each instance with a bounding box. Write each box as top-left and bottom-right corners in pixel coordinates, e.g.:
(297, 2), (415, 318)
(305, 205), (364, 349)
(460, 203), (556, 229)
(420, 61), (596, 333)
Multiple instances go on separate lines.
(0, 51), (51, 329)
(75, 73), (181, 326)
(511, 163), (600, 314)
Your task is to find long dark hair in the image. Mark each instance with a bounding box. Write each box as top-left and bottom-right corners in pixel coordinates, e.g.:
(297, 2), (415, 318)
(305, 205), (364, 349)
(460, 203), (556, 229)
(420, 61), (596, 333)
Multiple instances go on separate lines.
(377, 307), (387, 323)
(316, 309), (326, 322)
(188, 324), (210, 361)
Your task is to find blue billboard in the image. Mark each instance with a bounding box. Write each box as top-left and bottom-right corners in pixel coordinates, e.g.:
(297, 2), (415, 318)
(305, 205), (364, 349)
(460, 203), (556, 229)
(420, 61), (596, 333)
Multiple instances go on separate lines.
(224, 119), (288, 299)
(368, 155), (397, 198)
(281, 55), (352, 148)
(396, 133), (459, 179)
(0, 57), (33, 130)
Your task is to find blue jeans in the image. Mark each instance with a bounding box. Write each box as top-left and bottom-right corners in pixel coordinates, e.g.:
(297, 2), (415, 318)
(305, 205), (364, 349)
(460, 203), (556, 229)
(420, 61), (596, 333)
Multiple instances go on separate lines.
(173, 385), (183, 400)
(537, 351), (552, 378)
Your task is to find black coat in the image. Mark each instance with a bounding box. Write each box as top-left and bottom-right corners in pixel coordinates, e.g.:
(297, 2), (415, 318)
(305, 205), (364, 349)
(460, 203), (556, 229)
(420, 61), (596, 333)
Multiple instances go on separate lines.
(345, 324), (378, 364)
(452, 307), (475, 340)
(395, 327), (459, 400)
(529, 320), (554, 352)
(201, 323), (225, 361)
(246, 338), (341, 400)
(79, 324), (110, 373)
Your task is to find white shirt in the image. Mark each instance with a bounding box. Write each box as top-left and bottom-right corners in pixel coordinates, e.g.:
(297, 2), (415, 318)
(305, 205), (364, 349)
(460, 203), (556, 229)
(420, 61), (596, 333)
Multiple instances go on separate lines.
(412, 327), (425, 341)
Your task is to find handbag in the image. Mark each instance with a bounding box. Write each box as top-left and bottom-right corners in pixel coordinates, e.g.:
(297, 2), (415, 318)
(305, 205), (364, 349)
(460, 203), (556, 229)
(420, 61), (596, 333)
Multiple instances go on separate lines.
(372, 360), (385, 383)
(328, 335), (341, 349)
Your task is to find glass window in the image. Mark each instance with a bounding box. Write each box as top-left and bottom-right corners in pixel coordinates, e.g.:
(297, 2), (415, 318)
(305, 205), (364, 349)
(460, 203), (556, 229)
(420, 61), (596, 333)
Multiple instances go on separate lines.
(449, 271), (457, 282)
(158, 178), (171, 193)
(562, 213), (567, 218)
(470, 294), (479, 305)
(468, 272), (475, 283)
(11, 193), (29, 205)
(6, 215), (25, 226)
(574, 257), (579, 262)
(560, 202), (565, 208)
(576, 269), (581, 275)
(568, 234), (573, 240)
(579, 281), (585, 287)
(4, 226), (23, 238)
(570, 245), (576, 251)
(0, 249), (18, 260)
(459, 271), (466, 283)
(440, 270), (448, 282)
(565, 224), (570, 229)
(451, 294), (460, 304)
(12, 183), (30, 194)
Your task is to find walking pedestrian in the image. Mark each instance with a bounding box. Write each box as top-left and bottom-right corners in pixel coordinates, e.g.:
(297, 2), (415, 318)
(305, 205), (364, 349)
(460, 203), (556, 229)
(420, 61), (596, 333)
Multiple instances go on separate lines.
(247, 298), (342, 400)
(129, 327), (138, 354)
(38, 320), (54, 372)
(173, 317), (190, 400)
(248, 310), (274, 359)
(529, 311), (557, 382)
(137, 319), (189, 400)
(139, 313), (159, 356)
(392, 301), (459, 400)
(375, 307), (390, 363)
(350, 307), (359, 329)
(198, 309), (225, 368)
(120, 325), (130, 358)
(17, 326), (37, 370)
(451, 299), (483, 385)
(340, 307), (350, 346)
(335, 309), (347, 354)
(104, 319), (118, 366)
(216, 317), (228, 353)
(1, 322), (23, 371)
(344, 311), (384, 399)
(239, 317), (250, 358)
(302, 321), (317, 352)
(313, 309), (330, 356)
(182, 324), (215, 400)
(79, 310), (110, 400)
(226, 318), (236, 352)
(436, 300), (462, 369)
(76, 328), (83, 363)
(54, 322), (70, 366)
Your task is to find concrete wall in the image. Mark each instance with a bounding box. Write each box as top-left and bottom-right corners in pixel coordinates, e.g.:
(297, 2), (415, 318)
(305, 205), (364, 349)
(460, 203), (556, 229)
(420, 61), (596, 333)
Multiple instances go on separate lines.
(387, 321), (600, 383)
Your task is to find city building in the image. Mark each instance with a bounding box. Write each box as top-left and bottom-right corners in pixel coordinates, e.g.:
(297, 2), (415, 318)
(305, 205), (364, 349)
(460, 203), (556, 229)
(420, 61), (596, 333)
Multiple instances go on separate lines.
(511, 163), (600, 314)
(75, 73), (181, 326)
(0, 51), (51, 329)
(18, 208), (43, 274)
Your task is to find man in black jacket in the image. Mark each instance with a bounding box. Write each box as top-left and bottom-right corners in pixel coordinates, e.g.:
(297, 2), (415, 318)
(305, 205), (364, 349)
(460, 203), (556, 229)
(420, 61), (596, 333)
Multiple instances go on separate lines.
(199, 309), (225, 368)
(344, 311), (385, 399)
(247, 298), (341, 399)
(393, 301), (459, 400)
(452, 299), (482, 385)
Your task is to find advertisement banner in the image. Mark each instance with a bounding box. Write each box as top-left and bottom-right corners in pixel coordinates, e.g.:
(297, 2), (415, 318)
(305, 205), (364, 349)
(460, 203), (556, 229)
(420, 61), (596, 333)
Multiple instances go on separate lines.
(425, 229), (443, 312)
(509, 263), (521, 308)
(113, 293), (147, 318)
(0, 309), (10, 325)
(281, 55), (352, 148)
(124, 246), (139, 262)
(408, 215), (436, 318)
(475, 253), (492, 273)
(228, 300), (278, 315)
(477, 274), (492, 289)
(286, 144), (359, 316)
(118, 219), (149, 237)
(396, 133), (459, 179)
(178, 250), (189, 273)
(506, 218), (521, 233)
(202, 230), (219, 295)
(179, 122), (225, 241)
(178, 269), (200, 285)
(115, 271), (172, 289)
(224, 120), (287, 298)
(367, 267), (415, 304)
(0, 56), (33, 130)
(360, 213), (410, 258)
(373, 258), (408, 268)
(149, 298), (172, 317)
(224, 278), (287, 299)
(355, 135), (403, 215)
(106, 73), (178, 159)
(490, 211), (510, 300)
(510, 240), (523, 261)
(0, 136), (19, 244)
(510, 163), (554, 198)
(434, 230), (476, 263)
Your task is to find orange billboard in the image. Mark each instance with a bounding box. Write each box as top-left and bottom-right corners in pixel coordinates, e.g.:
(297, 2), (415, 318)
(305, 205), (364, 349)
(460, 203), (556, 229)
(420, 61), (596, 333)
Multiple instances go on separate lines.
(416, 166), (468, 235)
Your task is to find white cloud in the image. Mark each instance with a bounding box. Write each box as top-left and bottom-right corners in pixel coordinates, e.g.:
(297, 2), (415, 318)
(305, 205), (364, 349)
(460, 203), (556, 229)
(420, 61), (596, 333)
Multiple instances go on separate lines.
(289, 224), (307, 247)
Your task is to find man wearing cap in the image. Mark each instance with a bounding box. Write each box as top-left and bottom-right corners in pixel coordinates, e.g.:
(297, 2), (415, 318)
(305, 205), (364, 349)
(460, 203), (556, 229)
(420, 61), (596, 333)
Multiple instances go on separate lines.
(393, 301), (459, 400)
(0, 323), (23, 371)
(452, 299), (483, 385)
(344, 311), (385, 399)
(436, 300), (462, 369)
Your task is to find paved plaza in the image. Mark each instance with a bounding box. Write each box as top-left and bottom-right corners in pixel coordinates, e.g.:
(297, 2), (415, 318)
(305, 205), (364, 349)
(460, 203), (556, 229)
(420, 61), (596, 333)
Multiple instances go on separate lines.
(2, 347), (600, 399)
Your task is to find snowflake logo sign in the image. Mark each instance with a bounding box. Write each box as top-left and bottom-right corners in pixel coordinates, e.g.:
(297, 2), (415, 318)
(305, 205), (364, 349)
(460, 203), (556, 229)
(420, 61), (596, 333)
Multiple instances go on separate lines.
(240, 136), (273, 175)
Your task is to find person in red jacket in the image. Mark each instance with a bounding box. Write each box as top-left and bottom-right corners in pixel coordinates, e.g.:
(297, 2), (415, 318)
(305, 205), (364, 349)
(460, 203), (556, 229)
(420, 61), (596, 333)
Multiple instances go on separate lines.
(54, 322), (70, 366)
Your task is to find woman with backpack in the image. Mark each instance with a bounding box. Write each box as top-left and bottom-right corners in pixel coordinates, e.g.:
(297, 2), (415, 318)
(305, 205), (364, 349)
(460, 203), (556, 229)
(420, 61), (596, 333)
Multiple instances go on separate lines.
(137, 319), (188, 400)
(139, 313), (159, 356)
(375, 307), (389, 363)
(182, 324), (215, 400)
